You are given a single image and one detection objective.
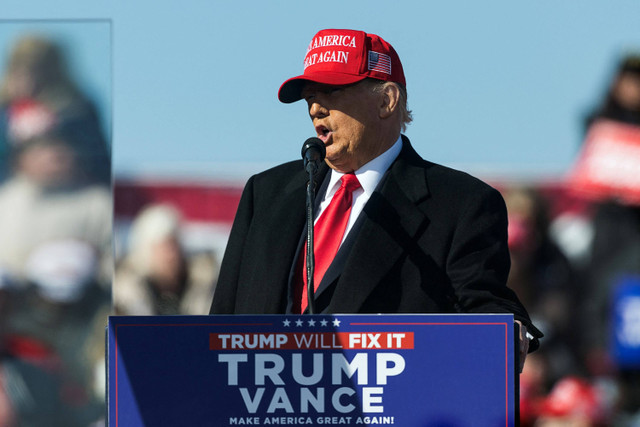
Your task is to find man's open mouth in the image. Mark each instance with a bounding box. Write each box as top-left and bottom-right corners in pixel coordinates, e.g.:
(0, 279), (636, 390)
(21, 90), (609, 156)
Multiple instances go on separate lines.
(316, 125), (332, 143)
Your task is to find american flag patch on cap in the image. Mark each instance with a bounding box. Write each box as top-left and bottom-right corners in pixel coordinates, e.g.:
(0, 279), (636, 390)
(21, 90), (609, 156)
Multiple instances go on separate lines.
(368, 51), (392, 75)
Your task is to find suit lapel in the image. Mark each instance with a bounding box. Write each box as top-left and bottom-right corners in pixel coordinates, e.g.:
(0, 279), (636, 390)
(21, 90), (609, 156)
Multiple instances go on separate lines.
(255, 163), (330, 313)
(324, 138), (432, 313)
(250, 164), (329, 313)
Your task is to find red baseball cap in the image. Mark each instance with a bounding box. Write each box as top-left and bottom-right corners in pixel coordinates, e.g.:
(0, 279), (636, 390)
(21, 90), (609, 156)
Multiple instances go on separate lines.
(278, 29), (406, 103)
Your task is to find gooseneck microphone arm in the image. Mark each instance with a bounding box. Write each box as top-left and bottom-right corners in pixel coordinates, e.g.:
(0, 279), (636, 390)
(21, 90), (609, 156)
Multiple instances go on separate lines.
(301, 137), (326, 314)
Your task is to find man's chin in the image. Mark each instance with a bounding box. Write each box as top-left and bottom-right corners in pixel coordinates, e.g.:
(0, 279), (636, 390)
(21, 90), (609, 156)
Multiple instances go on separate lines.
(325, 159), (355, 173)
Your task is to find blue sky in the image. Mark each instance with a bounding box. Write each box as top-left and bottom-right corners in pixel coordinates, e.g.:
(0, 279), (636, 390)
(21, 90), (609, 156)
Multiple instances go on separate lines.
(3, 1), (639, 181)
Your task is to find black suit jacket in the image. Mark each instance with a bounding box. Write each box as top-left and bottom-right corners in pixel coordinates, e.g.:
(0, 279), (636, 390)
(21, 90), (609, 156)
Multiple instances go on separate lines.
(210, 136), (542, 348)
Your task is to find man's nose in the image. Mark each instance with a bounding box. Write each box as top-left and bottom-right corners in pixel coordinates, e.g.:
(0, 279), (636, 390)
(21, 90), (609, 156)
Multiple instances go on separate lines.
(308, 100), (328, 119)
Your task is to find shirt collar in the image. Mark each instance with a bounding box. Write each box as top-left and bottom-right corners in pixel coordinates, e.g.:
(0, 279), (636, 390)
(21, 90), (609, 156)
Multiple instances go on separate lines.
(326, 135), (403, 197)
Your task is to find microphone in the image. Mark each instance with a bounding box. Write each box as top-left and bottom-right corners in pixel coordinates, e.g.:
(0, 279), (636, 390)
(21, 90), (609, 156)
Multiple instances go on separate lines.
(301, 137), (326, 174)
(301, 137), (325, 314)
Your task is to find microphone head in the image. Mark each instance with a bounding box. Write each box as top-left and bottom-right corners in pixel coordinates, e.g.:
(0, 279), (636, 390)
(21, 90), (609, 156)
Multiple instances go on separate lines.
(301, 137), (326, 160)
(301, 137), (326, 174)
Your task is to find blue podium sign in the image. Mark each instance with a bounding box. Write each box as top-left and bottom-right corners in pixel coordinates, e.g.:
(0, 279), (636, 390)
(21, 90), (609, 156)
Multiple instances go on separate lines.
(107, 314), (516, 426)
(611, 275), (640, 368)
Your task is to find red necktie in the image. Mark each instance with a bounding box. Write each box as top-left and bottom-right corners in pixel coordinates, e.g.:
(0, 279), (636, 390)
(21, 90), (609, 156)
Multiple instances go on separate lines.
(298, 173), (361, 313)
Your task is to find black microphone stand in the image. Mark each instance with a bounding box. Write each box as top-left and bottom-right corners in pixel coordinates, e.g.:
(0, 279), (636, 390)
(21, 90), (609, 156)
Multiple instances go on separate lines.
(301, 137), (325, 315)
(305, 168), (317, 314)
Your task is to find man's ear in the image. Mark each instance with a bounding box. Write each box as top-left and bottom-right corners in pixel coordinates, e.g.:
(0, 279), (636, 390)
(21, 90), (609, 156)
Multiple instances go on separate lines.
(379, 82), (401, 120)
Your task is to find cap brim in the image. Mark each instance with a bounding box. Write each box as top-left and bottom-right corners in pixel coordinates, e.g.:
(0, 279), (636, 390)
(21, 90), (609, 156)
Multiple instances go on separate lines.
(278, 72), (368, 103)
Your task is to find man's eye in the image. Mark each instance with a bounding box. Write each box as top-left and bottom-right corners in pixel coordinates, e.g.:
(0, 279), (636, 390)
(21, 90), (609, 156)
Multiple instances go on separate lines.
(303, 86), (342, 101)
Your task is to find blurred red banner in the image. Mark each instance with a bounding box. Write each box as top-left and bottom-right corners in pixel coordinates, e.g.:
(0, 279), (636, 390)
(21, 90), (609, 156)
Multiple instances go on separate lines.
(569, 120), (640, 205)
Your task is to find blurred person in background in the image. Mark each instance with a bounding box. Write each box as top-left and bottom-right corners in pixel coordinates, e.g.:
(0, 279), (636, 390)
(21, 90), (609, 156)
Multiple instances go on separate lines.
(579, 54), (640, 285)
(1, 240), (110, 427)
(586, 55), (640, 128)
(114, 203), (218, 315)
(0, 126), (111, 426)
(564, 53), (640, 423)
(534, 376), (609, 427)
(0, 34), (110, 184)
(505, 187), (579, 386)
(0, 32), (112, 427)
(0, 124), (112, 286)
(0, 272), (17, 426)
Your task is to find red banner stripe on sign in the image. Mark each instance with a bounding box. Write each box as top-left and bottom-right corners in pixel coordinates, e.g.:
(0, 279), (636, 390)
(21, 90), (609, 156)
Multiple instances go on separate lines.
(209, 332), (415, 350)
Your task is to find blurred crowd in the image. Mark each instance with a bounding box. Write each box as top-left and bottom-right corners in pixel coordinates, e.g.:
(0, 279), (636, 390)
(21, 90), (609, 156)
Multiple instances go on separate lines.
(512, 55), (640, 426)
(0, 34), (112, 426)
(0, 28), (639, 427)
(0, 31), (219, 427)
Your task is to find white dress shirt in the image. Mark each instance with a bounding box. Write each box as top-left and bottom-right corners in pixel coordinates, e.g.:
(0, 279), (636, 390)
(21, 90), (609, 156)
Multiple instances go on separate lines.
(315, 135), (403, 246)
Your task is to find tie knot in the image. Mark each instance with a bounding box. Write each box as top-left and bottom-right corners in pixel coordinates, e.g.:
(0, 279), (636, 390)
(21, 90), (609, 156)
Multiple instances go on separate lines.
(340, 173), (361, 192)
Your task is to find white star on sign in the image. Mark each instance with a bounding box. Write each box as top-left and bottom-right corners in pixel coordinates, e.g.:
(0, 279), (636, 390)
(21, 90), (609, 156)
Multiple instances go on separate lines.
(308, 319), (316, 327)
(283, 319), (291, 327)
(332, 319), (341, 327)
(295, 319), (304, 327)
(320, 319), (328, 327)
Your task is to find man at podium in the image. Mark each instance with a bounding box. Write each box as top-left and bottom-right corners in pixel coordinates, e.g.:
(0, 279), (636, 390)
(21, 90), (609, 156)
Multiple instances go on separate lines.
(210, 29), (542, 368)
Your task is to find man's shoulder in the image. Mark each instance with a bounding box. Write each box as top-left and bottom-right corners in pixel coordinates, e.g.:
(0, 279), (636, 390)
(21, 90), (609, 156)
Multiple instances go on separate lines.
(426, 161), (497, 193)
(401, 152), (498, 199)
(399, 136), (498, 195)
(242, 159), (308, 198)
(253, 159), (304, 181)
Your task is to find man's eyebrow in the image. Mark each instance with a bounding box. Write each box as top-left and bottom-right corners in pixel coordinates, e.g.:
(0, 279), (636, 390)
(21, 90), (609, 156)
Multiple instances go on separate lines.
(301, 85), (325, 99)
